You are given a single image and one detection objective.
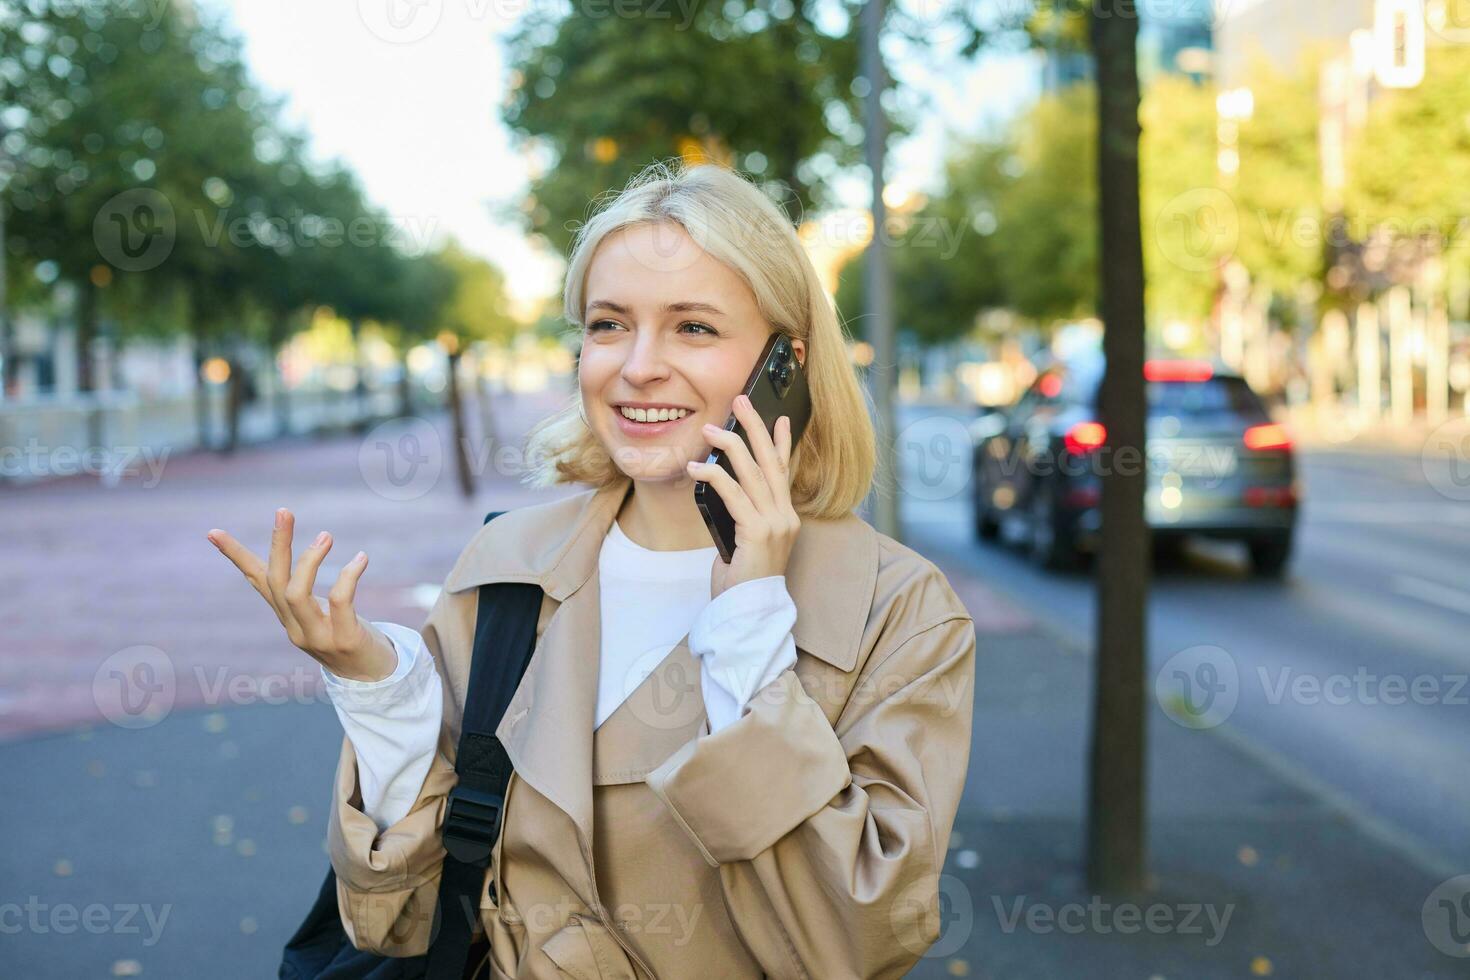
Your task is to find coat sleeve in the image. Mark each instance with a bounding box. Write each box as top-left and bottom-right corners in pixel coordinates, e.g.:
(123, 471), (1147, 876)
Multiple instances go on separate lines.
(324, 582), (479, 956)
(644, 607), (977, 979)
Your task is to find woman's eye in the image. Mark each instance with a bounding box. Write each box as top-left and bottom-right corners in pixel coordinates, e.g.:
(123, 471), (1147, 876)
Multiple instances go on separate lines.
(584, 320), (715, 336)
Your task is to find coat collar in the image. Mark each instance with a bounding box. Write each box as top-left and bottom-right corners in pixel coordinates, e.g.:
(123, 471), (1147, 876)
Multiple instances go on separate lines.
(443, 473), (878, 673)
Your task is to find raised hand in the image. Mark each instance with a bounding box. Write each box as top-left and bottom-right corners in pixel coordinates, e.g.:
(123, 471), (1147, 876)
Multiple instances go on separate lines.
(206, 508), (398, 682)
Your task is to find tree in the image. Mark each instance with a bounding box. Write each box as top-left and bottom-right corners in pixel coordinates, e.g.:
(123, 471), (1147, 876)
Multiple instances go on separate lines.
(430, 241), (518, 498)
(1086, 1), (1149, 895)
(499, 0), (890, 256)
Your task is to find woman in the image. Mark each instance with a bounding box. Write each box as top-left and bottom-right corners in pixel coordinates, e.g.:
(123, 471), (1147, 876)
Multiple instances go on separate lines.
(208, 160), (976, 979)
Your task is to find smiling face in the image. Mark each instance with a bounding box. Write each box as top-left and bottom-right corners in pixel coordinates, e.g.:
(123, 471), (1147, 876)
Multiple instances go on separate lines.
(578, 220), (804, 483)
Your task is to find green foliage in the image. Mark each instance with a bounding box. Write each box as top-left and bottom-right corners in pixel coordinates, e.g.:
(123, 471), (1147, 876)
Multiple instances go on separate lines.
(1346, 43), (1470, 268)
(432, 240), (517, 348)
(499, 0), (881, 256)
(1229, 54), (1324, 298)
(0, 0), (523, 377)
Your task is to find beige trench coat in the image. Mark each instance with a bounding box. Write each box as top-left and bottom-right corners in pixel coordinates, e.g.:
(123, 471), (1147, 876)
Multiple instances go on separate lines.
(327, 473), (976, 979)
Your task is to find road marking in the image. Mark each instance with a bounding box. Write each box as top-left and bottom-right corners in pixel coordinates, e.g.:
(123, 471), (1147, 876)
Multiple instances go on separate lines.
(1392, 574), (1470, 618)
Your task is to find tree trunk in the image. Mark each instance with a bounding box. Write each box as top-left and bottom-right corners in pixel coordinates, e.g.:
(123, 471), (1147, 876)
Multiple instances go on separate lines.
(446, 349), (474, 498)
(1085, 2), (1149, 896)
(399, 351), (414, 418)
(193, 330), (211, 451)
(0, 199), (15, 399)
(350, 317), (370, 433)
(76, 280), (105, 448)
(223, 356), (244, 455)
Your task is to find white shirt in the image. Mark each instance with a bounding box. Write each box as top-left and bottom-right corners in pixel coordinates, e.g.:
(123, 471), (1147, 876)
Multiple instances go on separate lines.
(321, 519), (800, 831)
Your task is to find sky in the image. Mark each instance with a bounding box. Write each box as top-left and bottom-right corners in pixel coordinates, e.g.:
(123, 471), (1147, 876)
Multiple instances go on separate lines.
(212, 0), (1040, 321)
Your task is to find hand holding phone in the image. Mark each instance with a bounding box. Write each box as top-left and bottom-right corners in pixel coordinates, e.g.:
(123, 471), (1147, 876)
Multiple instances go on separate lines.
(690, 332), (812, 565)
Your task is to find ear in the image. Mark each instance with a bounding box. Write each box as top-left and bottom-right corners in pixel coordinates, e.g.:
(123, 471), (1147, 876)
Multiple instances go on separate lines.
(790, 338), (806, 369)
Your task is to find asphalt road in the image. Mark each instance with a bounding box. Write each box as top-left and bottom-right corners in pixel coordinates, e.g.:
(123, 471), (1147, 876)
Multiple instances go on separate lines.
(895, 401), (1470, 880)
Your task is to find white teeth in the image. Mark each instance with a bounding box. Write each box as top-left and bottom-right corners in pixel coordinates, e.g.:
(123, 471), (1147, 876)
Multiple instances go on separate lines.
(620, 406), (687, 423)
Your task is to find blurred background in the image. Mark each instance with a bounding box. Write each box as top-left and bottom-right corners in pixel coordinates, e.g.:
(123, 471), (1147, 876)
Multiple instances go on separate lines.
(2, 0), (1469, 976)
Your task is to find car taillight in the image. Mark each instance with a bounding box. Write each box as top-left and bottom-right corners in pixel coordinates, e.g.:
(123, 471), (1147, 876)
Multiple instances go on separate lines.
(1244, 485), (1297, 507)
(1243, 423), (1292, 451)
(1144, 359), (1214, 382)
(1064, 421), (1107, 455)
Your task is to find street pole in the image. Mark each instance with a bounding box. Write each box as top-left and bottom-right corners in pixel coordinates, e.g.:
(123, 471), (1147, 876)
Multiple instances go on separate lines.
(862, 0), (900, 542)
(1086, 1), (1148, 895)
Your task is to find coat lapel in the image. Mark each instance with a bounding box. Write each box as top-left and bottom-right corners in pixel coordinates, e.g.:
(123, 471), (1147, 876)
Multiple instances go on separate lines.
(592, 636), (708, 785)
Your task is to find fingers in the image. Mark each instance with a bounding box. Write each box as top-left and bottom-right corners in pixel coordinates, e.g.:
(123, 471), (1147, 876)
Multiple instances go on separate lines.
(772, 415), (794, 506)
(733, 394), (793, 503)
(286, 530), (334, 642)
(327, 551), (369, 640)
(688, 457), (759, 530)
(206, 529), (268, 596)
(266, 508), (296, 623)
(702, 401), (774, 512)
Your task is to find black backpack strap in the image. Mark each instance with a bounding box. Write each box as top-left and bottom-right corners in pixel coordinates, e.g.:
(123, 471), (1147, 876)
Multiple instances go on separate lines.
(426, 511), (541, 980)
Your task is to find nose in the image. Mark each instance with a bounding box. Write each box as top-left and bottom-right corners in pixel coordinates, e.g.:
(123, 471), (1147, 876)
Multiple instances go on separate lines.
(619, 329), (671, 387)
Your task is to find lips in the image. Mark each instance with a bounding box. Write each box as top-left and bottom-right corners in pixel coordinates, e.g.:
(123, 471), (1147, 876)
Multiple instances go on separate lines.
(610, 404), (694, 439)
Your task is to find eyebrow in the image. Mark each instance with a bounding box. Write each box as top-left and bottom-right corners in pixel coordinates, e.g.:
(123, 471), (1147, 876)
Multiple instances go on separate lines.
(586, 299), (726, 317)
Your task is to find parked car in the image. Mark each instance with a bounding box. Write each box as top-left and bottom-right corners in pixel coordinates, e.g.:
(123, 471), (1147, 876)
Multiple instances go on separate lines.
(970, 357), (1299, 576)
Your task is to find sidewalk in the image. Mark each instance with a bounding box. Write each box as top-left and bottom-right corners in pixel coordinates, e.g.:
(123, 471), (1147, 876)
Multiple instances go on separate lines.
(909, 554), (1464, 978)
(2, 398), (1465, 977)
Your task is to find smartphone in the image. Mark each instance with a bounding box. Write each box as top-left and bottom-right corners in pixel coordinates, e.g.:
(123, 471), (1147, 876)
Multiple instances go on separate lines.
(694, 332), (812, 562)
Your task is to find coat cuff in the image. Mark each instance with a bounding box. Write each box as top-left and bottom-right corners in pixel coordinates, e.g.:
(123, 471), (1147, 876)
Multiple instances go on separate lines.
(326, 726), (459, 955)
(644, 668), (851, 866)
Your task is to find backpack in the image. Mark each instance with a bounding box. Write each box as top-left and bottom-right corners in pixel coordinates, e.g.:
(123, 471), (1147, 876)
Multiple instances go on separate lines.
(280, 511), (539, 980)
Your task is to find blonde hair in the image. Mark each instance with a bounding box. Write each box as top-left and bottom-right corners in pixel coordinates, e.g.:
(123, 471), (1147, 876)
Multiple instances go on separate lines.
(520, 158), (878, 520)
